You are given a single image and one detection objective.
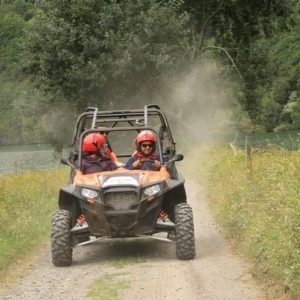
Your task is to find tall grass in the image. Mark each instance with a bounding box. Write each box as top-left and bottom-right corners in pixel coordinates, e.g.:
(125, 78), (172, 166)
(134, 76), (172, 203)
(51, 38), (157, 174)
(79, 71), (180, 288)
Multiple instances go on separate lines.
(193, 146), (300, 298)
(0, 168), (69, 275)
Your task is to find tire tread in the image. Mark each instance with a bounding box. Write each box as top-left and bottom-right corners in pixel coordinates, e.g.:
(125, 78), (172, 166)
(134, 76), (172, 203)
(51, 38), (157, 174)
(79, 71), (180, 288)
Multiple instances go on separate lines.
(175, 203), (196, 260)
(51, 209), (73, 266)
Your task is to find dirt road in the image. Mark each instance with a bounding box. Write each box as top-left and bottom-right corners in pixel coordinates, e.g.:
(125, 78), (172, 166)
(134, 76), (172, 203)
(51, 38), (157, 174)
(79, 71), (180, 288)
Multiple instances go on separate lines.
(1, 180), (265, 300)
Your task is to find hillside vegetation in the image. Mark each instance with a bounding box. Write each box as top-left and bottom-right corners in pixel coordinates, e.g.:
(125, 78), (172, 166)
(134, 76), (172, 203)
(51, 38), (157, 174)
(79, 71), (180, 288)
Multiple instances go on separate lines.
(0, 1), (299, 146)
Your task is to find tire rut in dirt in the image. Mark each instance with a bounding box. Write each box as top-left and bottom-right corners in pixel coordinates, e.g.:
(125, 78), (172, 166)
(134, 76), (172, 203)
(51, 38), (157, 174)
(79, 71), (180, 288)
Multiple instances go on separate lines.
(175, 203), (196, 260)
(51, 209), (73, 267)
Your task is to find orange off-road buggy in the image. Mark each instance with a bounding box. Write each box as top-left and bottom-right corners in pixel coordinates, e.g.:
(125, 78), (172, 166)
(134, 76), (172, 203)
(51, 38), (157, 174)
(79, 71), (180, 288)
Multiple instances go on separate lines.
(51, 105), (195, 266)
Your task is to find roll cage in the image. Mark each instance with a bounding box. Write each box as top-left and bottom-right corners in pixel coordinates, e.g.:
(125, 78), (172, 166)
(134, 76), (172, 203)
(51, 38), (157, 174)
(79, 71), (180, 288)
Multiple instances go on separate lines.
(71, 104), (177, 166)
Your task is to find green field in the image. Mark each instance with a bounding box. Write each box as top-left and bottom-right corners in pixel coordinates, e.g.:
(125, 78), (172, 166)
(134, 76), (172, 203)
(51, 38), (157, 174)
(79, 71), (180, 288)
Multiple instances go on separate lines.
(0, 168), (69, 277)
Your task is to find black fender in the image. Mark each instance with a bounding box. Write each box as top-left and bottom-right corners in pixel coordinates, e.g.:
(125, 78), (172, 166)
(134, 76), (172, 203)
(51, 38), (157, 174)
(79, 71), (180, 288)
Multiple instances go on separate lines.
(58, 185), (81, 224)
(162, 177), (187, 222)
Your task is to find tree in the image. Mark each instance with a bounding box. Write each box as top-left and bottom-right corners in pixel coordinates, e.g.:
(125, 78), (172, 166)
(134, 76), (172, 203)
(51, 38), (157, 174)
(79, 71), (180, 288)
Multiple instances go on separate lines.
(24, 0), (190, 110)
(210, 0), (299, 124)
(0, 1), (34, 145)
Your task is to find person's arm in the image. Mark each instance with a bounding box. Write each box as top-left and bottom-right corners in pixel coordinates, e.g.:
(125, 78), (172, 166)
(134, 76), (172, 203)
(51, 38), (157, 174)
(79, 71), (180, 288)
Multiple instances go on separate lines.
(110, 151), (118, 162)
(109, 160), (118, 171)
(125, 156), (138, 170)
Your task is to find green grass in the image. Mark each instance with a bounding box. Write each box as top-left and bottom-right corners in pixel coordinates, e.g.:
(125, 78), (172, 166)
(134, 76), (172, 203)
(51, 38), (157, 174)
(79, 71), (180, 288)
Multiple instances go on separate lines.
(108, 256), (145, 269)
(87, 241), (145, 299)
(0, 167), (68, 277)
(105, 240), (146, 268)
(87, 273), (130, 300)
(192, 146), (300, 299)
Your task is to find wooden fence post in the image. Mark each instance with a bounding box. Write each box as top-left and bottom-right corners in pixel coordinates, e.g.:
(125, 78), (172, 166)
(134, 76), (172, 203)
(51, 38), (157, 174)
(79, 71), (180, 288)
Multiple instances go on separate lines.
(230, 132), (238, 156)
(245, 136), (252, 171)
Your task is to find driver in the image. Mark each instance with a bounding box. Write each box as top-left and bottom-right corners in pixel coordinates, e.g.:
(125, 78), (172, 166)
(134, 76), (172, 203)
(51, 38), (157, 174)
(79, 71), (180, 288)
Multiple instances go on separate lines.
(125, 130), (161, 171)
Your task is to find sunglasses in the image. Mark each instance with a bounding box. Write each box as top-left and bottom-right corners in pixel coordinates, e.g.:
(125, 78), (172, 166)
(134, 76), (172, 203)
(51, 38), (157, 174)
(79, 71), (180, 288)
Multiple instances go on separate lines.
(141, 143), (153, 148)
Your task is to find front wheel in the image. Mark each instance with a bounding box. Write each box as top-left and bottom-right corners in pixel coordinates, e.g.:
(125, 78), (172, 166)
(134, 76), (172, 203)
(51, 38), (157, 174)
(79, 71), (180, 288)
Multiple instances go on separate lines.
(51, 209), (73, 266)
(175, 203), (196, 260)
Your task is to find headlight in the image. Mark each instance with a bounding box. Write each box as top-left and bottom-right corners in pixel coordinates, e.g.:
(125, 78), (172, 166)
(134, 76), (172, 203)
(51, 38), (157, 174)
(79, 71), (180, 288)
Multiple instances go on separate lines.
(81, 188), (98, 198)
(144, 185), (161, 196)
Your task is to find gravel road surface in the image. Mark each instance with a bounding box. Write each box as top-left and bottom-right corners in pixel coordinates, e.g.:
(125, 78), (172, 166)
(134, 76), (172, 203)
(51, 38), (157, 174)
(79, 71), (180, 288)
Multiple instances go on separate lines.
(1, 180), (265, 300)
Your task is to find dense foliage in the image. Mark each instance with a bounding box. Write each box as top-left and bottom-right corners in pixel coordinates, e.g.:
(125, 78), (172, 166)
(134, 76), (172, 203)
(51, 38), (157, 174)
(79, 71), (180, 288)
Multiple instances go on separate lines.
(0, 0), (299, 145)
(24, 0), (190, 108)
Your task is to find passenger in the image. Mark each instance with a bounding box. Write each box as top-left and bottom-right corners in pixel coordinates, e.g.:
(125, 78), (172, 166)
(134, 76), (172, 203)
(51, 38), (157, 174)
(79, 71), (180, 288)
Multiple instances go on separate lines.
(80, 133), (117, 174)
(125, 130), (161, 171)
(98, 127), (125, 167)
(98, 127), (118, 162)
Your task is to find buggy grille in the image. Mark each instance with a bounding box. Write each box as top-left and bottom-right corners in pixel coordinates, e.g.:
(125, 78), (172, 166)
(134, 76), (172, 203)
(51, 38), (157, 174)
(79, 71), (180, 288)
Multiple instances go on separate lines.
(103, 191), (139, 210)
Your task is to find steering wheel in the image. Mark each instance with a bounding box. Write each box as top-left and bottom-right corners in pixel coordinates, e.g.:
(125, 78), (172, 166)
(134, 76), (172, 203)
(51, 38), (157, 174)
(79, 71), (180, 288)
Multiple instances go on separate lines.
(139, 159), (155, 164)
(139, 159), (161, 170)
(140, 159), (155, 169)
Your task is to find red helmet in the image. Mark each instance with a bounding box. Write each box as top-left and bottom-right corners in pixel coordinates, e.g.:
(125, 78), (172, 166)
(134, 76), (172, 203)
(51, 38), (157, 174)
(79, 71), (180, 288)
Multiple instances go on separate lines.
(82, 133), (105, 153)
(135, 130), (156, 145)
(135, 131), (157, 154)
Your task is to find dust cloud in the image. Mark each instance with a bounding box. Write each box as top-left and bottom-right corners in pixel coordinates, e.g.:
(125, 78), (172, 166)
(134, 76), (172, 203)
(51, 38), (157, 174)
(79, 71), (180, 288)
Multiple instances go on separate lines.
(158, 59), (242, 150)
(40, 59), (242, 154)
(41, 104), (77, 152)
